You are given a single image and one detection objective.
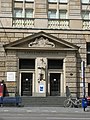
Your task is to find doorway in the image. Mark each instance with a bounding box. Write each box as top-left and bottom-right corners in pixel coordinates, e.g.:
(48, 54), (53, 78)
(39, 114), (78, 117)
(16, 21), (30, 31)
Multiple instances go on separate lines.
(88, 83), (90, 96)
(21, 73), (33, 96)
(50, 73), (61, 96)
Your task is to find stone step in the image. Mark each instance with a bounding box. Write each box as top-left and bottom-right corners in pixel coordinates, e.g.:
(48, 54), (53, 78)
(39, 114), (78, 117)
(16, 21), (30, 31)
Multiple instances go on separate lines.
(21, 97), (66, 107)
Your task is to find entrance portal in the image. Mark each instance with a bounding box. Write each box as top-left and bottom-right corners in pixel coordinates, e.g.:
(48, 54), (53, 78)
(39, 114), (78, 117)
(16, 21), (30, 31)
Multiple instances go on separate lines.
(50, 73), (60, 96)
(21, 73), (33, 96)
(88, 83), (90, 96)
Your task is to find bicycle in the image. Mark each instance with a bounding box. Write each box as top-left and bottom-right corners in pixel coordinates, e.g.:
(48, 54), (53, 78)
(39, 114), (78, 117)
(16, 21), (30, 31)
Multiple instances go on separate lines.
(64, 96), (82, 108)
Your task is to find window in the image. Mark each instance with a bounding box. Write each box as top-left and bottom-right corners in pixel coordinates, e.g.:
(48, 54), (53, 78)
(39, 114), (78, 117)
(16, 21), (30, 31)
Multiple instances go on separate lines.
(81, 11), (90, 19)
(48, 0), (57, 2)
(48, 10), (67, 19)
(59, 0), (67, 3)
(48, 10), (56, 19)
(14, 9), (33, 18)
(14, 9), (23, 17)
(48, 0), (67, 3)
(25, 9), (33, 18)
(48, 59), (63, 69)
(59, 10), (67, 19)
(14, 0), (34, 1)
(13, 0), (34, 18)
(14, 0), (23, 1)
(82, 0), (89, 4)
(87, 43), (90, 65)
(26, 0), (34, 1)
(19, 59), (35, 69)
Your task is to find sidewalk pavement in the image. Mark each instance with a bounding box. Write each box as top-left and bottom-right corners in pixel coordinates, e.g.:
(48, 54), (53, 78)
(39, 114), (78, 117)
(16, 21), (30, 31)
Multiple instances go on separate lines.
(0, 106), (90, 113)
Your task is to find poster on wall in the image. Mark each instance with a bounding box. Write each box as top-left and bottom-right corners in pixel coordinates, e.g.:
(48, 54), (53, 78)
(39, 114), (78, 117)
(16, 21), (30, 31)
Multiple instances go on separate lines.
(39, 84), (45, 93)
(7, 72), (16, 81)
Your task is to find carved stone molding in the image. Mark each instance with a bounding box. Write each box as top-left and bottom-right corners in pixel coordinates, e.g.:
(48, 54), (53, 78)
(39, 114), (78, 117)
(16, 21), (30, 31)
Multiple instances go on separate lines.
(28, 37), (55, 47)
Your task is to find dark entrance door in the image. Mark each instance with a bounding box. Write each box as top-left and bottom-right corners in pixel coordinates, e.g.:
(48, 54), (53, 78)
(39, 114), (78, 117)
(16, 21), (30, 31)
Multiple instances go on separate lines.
(50, 73), (60, 96)
(21, 73), (33, 96)
(88, 83), (90, 96)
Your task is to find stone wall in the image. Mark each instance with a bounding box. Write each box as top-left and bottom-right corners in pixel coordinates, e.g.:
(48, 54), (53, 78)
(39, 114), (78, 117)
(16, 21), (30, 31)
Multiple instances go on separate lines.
(1, 0), (12, 14)
(65, 51), (77, 97)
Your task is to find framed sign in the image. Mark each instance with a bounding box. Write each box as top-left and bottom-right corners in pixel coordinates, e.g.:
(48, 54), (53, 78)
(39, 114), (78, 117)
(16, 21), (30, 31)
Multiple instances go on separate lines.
(39, 84), (44, 93)
(7, 72), (16, 81)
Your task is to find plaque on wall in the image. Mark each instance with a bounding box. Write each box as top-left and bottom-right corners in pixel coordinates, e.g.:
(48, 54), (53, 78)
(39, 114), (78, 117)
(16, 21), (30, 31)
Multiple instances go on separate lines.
(7, 72), (16, 81)
(39, 84), (44, 93)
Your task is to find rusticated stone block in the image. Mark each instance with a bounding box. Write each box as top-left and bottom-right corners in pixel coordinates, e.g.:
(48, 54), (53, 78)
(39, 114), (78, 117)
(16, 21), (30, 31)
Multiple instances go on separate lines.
(66, 63), (76, 67)
(66, 72), (77, 78)
(66, 67), (76, 72)
(6, 56), (17, 61)
(0, 72), (5, 76)
(15, 33), (24, 38)
(65, 57), (76, 62)
(0, 61), (5, 67)
(6, 62), (17, 67)
(0, 52), (5, 56)
(6, 67), (17, 71)
(6, 82), (16, 88)
(0, 67), (6, 71)
(67, 34), (77, 38)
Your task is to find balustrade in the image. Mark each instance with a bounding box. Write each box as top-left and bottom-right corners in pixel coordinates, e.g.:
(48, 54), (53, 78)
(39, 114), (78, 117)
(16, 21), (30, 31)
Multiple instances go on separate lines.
(13, 18), (69, 29)
(83, 20), (90, 30)
(12, 18), (90, 30)
(13, 18), (34, 28)
(48, 19), (69, 29)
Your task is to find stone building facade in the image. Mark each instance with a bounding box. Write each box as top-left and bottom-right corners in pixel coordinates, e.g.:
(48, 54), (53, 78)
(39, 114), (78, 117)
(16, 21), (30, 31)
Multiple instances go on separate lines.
(0, 0), (90, 98)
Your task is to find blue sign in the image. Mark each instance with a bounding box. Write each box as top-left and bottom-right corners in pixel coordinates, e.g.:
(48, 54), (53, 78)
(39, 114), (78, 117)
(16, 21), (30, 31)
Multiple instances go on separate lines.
(39, 84), (44, 93)
(40, 86), (43, 91)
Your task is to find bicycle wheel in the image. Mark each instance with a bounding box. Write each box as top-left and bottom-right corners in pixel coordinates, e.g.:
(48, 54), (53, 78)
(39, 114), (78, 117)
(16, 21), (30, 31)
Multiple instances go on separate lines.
(64, 99), (72, 107)
(76, 99), (82, 107)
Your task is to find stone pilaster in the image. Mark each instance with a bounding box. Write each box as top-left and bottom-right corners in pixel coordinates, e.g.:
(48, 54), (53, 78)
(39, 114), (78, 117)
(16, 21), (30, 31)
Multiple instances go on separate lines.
(68, 0), (82, 29)
(5, 50), (17, 96)
(34, 0), (48, 28)
(65, 51), (77, 97)
(34, 57), (46, 97)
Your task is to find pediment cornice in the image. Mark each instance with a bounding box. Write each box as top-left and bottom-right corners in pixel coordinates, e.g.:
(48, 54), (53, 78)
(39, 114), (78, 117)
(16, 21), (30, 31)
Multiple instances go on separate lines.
(4, 31), (79, 51)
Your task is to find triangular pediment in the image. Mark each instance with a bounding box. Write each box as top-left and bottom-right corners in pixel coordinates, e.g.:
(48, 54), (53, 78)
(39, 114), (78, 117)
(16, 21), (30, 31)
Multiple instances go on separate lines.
(4, 31), (79, 51)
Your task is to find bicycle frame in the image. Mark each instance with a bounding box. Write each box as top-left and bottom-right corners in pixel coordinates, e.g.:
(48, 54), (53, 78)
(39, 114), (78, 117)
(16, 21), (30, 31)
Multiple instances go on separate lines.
(64, 96), (81, 108)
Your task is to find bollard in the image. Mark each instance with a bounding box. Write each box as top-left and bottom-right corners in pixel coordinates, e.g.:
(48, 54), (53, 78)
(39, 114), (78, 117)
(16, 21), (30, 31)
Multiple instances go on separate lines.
(82, 97), (88, 111)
